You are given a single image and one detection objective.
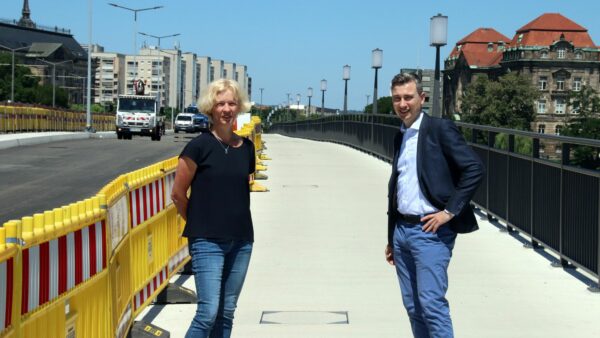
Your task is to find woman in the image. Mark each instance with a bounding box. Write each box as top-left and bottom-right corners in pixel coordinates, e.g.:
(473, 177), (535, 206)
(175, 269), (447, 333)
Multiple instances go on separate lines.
(171, 79), (255, 338)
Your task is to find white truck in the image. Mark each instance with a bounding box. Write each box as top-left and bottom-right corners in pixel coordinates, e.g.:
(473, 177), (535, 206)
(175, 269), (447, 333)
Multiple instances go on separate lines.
(115, 81), (164, 141)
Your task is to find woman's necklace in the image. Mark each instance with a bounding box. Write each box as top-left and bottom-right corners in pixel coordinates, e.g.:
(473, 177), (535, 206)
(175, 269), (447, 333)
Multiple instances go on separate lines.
(212, 132), (231, 154)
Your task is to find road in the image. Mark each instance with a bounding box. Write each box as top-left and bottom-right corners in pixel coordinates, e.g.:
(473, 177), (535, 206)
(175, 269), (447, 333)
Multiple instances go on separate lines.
(0, 133), (197, 224)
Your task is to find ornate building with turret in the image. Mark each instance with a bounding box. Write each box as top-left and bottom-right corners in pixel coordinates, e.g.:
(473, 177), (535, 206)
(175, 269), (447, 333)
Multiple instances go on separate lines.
(444, 13), (600, 136)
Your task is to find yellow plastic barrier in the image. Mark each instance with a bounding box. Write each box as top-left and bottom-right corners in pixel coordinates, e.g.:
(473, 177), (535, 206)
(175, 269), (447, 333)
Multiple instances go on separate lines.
(0, 120), (267, 337)
(0, 104), (114, 133)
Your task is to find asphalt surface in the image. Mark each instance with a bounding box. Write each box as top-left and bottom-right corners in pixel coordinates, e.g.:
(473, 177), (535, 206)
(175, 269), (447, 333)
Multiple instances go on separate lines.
(0, 133), (197, 223)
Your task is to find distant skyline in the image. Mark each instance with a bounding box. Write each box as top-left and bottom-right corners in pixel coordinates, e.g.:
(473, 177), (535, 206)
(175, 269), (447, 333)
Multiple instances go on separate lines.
(4, 1), (600, 111)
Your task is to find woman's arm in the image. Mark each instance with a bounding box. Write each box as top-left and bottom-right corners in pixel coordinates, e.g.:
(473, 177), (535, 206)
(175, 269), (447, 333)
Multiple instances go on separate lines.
(171, 156), (197, 221)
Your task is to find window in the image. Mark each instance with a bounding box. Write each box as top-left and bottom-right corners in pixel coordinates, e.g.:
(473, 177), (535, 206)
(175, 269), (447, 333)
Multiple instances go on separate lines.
(537, 100), (546, 114)
(575, 52), (583, 60)
(541, 50), (548, 58)
(555, 125), (562, 135)
(555, 99), (566, 114)
(538, 124), (545, 134)
(487, 43), (494, 52)
(557, 49), (566, 59)
(538, 76), (548, 90)
(556, 76), (565, 90)
(573, 77), (582, 91)
(422, 76), (431, 81)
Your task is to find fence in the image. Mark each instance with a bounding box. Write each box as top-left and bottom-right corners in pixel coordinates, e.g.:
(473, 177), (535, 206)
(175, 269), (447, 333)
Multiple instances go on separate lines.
(270, 115), (600, 291)
(0, 116), (269, 337)
(0, 105), (114, 133)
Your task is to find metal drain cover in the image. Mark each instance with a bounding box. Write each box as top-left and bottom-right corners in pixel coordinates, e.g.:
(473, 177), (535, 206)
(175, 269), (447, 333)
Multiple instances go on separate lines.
(260, 311), (348, 325)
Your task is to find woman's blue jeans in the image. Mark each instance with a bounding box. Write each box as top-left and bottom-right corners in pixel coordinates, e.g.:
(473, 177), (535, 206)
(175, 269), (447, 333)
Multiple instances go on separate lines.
(185, 238), (253, 338)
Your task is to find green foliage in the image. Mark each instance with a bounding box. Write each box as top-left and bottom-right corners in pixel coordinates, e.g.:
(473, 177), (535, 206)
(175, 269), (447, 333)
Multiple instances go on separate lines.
(460, 73), (539, 130)
(0, 52), (69, 108)
(365, 96), (393, 114)
(562, 85), (600, 169)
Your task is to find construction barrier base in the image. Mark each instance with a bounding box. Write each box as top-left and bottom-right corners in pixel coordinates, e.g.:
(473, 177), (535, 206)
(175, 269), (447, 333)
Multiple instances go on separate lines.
(154, 283), (197, 304)
(255, 172), (269, 180)
(128, 321), (170, 338)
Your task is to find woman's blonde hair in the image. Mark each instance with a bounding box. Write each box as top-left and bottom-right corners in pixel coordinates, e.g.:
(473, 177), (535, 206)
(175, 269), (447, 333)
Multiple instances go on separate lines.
(199, 79), (252, 117)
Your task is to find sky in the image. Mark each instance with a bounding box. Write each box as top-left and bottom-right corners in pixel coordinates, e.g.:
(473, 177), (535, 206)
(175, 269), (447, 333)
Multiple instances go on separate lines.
(4, 0), (600, 111)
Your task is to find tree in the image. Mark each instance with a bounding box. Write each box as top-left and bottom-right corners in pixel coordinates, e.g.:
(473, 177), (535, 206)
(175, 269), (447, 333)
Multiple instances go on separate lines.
(562, 85), (600, 169)
(460, 72), (539, 130)
(364, 96), (392, 114)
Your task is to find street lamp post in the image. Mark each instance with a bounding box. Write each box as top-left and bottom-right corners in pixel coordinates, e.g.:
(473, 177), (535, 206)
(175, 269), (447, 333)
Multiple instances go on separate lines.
(371, 48), (382, 115)
(139, 32), (180, 109)
(307, 87), (313, 118)
(296, 93), (301, 117)
(366, 94), (370, 110)
(320, 79), (327, 115)
(109, 3), (163, 93)
(430, 13), (448, 118)
(0, 43), (32, 102)
(286, 93), (291, 119)
(343, 65), (350, 114)
(259, 88), (264, 105)
(37, 59), (73, 108)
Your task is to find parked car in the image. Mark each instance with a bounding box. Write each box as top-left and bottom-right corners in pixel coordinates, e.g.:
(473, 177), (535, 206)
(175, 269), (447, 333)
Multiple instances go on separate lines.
(193, 113), (210, 132)
(174, 113), (196, 133)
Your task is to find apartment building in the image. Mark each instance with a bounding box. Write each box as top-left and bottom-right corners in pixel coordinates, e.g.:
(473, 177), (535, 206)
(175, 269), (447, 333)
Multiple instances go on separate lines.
(91, 50), (125, 104)
(182, 52), (198, 108)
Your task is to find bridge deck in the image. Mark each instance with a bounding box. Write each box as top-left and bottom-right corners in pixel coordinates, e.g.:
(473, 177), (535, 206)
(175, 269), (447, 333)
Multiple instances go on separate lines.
(140, 134), (599, 338)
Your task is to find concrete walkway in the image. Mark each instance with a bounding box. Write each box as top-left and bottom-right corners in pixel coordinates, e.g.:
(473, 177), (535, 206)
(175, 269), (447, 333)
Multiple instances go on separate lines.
(140, 133), (600, 338)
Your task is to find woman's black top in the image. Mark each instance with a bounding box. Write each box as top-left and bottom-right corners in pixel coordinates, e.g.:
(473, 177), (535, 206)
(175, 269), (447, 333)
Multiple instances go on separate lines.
(179, 132), (255, 242)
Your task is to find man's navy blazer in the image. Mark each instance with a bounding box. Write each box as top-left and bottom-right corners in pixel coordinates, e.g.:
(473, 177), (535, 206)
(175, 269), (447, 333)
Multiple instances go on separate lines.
(387, 112), (485, 245)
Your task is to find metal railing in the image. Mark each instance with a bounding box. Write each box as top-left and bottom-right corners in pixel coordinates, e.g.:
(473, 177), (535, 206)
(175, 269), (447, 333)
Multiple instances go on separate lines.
(270, 115), (600, 291)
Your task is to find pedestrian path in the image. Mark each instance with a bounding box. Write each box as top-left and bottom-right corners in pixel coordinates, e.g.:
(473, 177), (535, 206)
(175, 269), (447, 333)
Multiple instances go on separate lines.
(140, 133), (600, 338)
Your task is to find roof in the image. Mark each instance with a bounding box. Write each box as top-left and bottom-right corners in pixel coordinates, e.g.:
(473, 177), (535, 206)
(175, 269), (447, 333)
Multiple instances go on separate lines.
(0, 22), (87, 60)
(448, 28), (510, 68)
(510, 13), (596, 47)
(457, 28), (511, 45)
(25, 42), (62, 58)
(516, 13), (586, 33)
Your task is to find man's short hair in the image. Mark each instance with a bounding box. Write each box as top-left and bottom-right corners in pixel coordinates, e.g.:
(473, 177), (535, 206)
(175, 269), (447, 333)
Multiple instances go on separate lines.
(391, 72), (423, 94)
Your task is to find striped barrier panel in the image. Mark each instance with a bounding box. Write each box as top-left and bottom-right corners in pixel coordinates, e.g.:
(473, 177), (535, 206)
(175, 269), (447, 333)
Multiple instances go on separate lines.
(20, 220), (107, 315)
(0, 256), (14, 333)
(129, 179), (165, 228)
(168, 245), (189, 275)
(133, 267), (168, 312)
(164, 172), (175, 207)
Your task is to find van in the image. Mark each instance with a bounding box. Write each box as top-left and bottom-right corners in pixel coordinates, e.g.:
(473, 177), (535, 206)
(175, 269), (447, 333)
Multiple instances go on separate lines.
(174, 113), (196, 133)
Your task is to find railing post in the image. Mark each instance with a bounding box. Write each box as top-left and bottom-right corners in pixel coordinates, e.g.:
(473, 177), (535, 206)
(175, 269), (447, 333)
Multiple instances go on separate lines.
(486, 130), (496, 223)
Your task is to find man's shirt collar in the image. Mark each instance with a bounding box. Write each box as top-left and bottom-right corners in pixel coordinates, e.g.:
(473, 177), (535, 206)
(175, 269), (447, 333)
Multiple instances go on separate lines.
(400, 112), (423, 133)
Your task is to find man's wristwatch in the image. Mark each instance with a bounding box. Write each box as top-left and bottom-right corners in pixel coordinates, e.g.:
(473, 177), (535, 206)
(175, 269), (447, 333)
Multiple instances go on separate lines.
(443, 209), (455, 218)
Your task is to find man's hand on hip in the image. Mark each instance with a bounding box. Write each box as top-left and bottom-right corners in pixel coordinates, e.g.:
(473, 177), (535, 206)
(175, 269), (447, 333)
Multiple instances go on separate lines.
(421, 211), (453, 233)
(385, 244), (394, 265)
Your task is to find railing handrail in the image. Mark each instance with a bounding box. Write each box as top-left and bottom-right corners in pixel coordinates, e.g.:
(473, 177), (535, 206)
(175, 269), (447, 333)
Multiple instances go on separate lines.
(271, 114), (600, 148)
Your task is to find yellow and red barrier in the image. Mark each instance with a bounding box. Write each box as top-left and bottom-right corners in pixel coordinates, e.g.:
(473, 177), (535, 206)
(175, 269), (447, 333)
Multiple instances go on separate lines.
(0, 104), (114, 133)
(0, 116), (268, 337)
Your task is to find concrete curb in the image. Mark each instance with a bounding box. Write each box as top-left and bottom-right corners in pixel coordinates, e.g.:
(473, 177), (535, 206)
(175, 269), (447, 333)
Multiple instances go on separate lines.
(0, 132), (116, 150)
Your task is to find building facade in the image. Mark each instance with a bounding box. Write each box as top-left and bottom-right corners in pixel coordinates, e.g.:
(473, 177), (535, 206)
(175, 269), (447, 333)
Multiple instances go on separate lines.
(182, 52), (198, 108)
(444, 13), (600, 135)
(91, 50), (125, 104)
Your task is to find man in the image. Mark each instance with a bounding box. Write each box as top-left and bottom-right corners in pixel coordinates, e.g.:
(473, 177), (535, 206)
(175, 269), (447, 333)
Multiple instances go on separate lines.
(385, 73), (484, 338)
